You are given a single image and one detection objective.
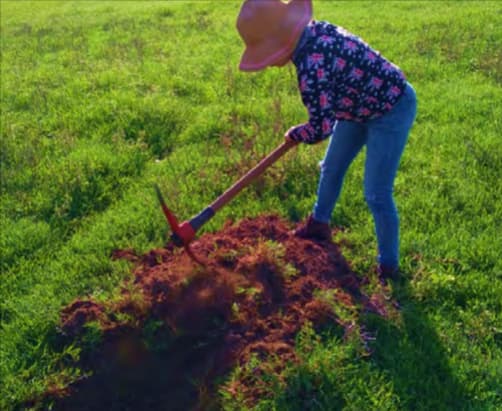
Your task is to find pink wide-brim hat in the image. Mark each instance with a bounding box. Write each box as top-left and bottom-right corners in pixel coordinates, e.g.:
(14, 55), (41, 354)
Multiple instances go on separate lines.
(236, 0), (313, 72)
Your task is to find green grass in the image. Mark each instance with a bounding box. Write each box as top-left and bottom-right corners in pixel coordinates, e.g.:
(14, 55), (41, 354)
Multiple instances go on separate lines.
(1, 1), (501, 409)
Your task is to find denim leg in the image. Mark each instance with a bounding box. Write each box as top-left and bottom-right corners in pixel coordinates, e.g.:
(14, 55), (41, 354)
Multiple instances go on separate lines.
(364, 84), (417, 267)
(313, 121), (367, 223)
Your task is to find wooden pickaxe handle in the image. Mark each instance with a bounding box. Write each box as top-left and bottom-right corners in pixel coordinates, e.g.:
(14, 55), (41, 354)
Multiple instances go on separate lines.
(179, 139), (298, 242)
(211, 139), (297, 212)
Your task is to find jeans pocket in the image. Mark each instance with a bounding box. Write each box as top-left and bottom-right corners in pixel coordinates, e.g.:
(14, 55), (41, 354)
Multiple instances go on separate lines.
(384, 83), (417, 127)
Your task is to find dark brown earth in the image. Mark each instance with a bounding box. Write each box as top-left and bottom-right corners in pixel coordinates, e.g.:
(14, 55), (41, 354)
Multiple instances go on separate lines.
(46, 215), (396, 411)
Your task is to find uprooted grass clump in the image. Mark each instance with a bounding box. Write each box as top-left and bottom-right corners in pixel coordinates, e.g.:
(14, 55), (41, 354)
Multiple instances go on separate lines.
(45, 215), (398, 410)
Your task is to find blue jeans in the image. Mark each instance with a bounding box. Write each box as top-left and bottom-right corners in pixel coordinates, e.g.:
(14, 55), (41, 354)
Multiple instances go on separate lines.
(313, 83), (417, 268)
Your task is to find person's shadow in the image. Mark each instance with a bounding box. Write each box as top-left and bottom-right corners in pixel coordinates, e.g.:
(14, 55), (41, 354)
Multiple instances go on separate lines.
(364, 274), (473, 410)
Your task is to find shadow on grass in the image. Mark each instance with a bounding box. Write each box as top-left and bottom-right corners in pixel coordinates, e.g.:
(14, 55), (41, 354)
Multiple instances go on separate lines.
(53, 333), (224, 411)
(365, 276), (473, 410)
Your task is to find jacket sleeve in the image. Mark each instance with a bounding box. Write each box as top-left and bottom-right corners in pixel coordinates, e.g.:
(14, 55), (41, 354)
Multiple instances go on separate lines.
(287, 55), (337, 144)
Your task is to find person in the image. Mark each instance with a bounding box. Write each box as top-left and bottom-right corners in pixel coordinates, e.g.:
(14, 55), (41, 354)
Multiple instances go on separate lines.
(236, 0), (417, 281)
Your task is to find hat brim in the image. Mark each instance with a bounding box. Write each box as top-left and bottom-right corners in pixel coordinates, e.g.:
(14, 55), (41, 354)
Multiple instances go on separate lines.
(239, 1), (312, 72)
(239, 38), (287, 72)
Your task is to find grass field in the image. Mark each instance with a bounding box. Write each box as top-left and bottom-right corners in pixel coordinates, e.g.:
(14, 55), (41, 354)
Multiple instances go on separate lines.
(1, 1), (501, 410)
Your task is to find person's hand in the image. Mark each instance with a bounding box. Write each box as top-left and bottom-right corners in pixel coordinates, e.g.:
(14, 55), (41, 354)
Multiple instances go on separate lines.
(284, 126), (299, 145)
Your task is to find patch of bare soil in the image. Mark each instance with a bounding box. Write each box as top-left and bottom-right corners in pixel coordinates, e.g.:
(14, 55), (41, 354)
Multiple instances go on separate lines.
(47, 215), (396, 410)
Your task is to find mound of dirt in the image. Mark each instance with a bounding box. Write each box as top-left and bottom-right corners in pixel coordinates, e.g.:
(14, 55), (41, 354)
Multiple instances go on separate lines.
(49, 215), (396, 410)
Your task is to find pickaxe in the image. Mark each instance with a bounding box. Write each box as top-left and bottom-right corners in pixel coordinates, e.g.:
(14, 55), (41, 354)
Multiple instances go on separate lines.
(155, 139), (297, 265)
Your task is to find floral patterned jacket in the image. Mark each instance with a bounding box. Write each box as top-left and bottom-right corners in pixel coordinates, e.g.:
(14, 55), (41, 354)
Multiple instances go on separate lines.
(288, 20), (407, 144)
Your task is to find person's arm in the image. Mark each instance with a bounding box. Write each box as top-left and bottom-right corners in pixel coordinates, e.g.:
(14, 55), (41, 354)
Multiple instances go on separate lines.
(286, 53), (337, 144)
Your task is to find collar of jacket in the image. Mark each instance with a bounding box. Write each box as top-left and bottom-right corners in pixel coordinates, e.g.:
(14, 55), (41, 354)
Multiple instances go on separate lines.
(292, 20), (316, 67)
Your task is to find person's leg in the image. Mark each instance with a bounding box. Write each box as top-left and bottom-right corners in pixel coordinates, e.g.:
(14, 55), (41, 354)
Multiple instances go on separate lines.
(364, 83), (417, 269)
(313, 121), (367, 223)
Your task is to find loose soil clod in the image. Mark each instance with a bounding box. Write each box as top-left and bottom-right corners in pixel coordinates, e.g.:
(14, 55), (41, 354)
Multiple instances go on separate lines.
(50, 215), (397, 410)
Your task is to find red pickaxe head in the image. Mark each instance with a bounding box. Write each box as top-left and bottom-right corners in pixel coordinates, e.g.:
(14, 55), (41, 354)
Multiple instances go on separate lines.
(154, 185), (205, 266)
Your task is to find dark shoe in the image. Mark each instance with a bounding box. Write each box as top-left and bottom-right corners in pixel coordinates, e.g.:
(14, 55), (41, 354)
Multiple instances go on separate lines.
(377, 264), (401, 283)
(293, 214), (331, 242)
